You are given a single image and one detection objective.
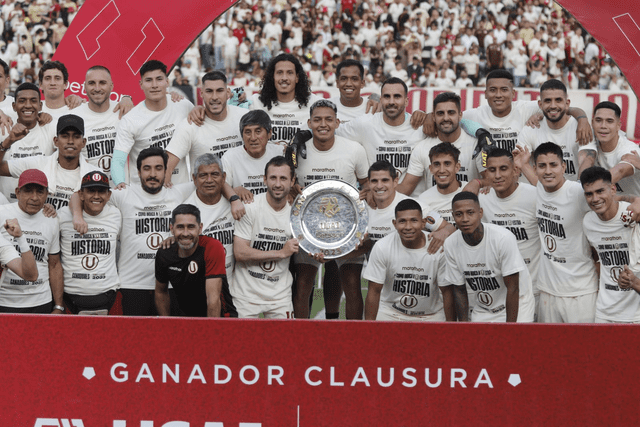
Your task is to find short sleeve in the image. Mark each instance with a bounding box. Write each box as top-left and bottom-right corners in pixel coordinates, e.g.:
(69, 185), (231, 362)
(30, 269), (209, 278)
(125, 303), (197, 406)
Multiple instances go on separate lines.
(155, 248), (169, 284)
(0, 232), (19, 265)
(204, 238), (227, 277)
(407, 142), (429, 177)
(498, 230), (526, 276)
(114, 115), (136, 154)
(362, 239), (388, 284)
(165, 118), (193, 159)
(221, 152), (234, 186)
(442, 239), (465, 286)
(48, 219), (60, 254)
(354, 143), (370, 180)
(234, 202), (254, 240)
(8, 156), (41, 179)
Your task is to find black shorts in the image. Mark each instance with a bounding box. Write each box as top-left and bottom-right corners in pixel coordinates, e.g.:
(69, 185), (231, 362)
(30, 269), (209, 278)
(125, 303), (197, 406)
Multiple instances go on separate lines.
(64, 290), (117, 314)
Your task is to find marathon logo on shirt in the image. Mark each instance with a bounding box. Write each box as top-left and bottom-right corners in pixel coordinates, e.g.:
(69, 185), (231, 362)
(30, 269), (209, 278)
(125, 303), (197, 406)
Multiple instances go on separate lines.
(392, 273), (432, 297)
(368, 226), (392, 242)
(10, 145), (48, 159)
(488, 129), (517, 152)
(252, 232), (287, 251)
(212, 136), (242, 157)
(464, 270), (500, 291)
(376, 145), (412, 169)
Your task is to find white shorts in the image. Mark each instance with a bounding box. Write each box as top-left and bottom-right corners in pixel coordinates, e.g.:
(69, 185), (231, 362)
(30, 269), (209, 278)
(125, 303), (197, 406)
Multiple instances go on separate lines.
(537, 291), (597, 323)
(294, 251), (365, 269)
(234, 295), (294, 319)
(377, 304), (446, 322)
(594, 316), (640, 324)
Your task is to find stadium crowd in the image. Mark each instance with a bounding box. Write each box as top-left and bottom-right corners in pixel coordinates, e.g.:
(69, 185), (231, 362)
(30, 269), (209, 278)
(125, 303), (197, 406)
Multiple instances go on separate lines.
(0, 0), (633, 96)
(0, 0), (637, 324)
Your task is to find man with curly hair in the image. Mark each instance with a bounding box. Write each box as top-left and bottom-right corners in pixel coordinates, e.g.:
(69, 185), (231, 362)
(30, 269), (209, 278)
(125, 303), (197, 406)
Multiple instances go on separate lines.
(249, 53), (322, 144)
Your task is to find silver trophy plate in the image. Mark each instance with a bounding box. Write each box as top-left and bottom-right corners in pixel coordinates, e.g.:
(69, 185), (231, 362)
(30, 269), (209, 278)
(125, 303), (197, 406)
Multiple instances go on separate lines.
(291, 179), (368, 259)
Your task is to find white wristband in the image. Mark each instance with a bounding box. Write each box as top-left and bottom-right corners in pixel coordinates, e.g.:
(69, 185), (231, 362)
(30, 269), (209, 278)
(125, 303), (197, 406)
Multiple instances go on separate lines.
(17, 235), (30, 253)
(619, 160), (636, 173)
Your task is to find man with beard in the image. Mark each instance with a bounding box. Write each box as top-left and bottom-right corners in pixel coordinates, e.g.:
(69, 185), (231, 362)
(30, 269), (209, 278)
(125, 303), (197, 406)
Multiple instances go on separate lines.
(249, 53), (322, 143)
(516, 79), (597, 183)
(398, 92), (483, 196)
(155, 204), (237, 318)
(337, 77), (427, 197)
(232, 156), (298, 319)
(165, 71), (246, 186)
(70, 147), (194, 315)
(0, 114), (95, 210)
(75, 66), (122, 183)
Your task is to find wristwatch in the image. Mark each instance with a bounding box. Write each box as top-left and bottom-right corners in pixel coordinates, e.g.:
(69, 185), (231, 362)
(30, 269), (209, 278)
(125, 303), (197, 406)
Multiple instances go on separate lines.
(53, 305), (65, 312)
(229, 195), (240, 203)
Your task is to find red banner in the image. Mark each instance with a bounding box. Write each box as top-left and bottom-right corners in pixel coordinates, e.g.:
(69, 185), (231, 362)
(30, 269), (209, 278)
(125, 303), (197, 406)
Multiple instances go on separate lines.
(4, 315), (640, 426)
(556, 0), (640, 98)
(52, 0), (238, 103)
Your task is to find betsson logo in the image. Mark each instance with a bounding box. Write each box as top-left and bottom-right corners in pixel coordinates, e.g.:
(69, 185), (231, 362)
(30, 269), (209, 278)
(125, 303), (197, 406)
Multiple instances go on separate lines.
(34, 420), (263, 427)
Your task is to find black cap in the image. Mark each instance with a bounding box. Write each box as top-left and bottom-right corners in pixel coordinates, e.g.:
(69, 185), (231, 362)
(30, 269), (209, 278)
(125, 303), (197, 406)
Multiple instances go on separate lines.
(57, 114), (85, 135)
(81, 171), (110, 189)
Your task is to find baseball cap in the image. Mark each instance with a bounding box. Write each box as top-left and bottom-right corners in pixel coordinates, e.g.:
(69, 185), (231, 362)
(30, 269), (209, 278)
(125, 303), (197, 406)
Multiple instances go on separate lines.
(18, 169), (48, 189)
(81, 171), (110, 189)
(57, 114), (84, 135)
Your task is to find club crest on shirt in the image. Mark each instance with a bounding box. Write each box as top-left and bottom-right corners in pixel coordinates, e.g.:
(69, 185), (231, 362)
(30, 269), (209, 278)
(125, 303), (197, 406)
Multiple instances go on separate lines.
(188, 260), (198, 274)
(81, 254), (99, 271)
(319, 197), (340, 218)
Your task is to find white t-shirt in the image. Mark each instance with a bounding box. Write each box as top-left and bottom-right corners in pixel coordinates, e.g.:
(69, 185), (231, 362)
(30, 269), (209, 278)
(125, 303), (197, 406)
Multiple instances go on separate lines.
(364, 230), (445, 317)
(0, 204), (60, 308)
(536, 180), (598, 297)
(328, 96), (368, 124)
(57, 204), (121, 295)
(41, 103), (70, 126)
(464, 100), (540, 153)
(407, 133), (482, 190)
(166, 105), (246, 173)
(221, 143), (284, 195)
(232, 193), (293, 303)
(367, 192), (443, 244)
(337, 112), (427, 196)
(250, 93), (322, 143)
(114, 97), (193, 184)
(296, 136), (368, 188)
(75, 100), (120, 177)
(8, 152), (96, 210)
(418, 182), (466, 224)
(480, 184), (541, 294)
(0, 122), (55, 202)
(443, 223), (535, 322)
(109, 183), (193, 290)
(583, 135), (640, 196)
(518, 117), (596, 181)
(584, 202), (640, 322)
(183, 191), (235, 284)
